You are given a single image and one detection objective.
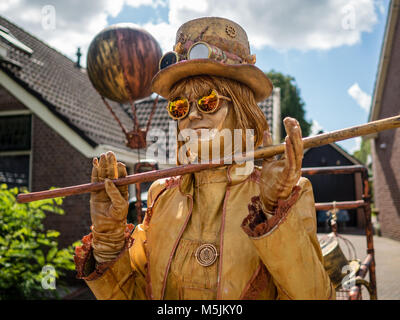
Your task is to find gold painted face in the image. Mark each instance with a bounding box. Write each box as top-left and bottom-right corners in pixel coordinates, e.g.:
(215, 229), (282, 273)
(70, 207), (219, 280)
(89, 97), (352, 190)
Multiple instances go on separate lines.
(177, 93), (233, 132)
(170, 74), (270, 164)
(177, 86), (236, 163)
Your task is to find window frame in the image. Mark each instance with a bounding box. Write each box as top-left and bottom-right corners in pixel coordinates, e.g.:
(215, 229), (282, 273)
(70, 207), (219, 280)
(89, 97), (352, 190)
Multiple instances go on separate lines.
(0, 110), (32, 190)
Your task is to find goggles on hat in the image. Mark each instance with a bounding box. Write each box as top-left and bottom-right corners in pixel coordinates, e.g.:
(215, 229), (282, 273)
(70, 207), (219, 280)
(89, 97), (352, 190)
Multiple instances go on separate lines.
(159, 41), (244, 70)
(166, 89), (231, 120)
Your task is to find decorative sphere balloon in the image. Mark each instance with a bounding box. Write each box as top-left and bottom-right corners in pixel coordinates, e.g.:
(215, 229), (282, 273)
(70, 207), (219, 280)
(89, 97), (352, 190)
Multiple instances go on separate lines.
(87, 23), (162, 103)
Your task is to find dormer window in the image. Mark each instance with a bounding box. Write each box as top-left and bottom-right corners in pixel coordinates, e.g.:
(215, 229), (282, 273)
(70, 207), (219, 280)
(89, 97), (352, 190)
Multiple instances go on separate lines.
(0, 25), (33, 55)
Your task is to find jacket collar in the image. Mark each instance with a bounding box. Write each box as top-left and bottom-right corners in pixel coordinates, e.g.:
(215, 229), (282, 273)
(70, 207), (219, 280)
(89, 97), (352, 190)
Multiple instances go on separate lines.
(178, 161), (255, 195)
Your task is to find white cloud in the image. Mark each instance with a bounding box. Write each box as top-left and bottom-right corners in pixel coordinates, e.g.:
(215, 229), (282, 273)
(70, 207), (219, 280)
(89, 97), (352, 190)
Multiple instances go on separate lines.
(377, 0), (385, 15)
(0, 0), (125, 64)
(310, 120), (324, 136)
(347, 82), (372, 112)
(350, 136), (362, 153)
(125, 0), (167, 9)
(0, 0), (382, 64)
(141, 21), (176, 55)
(155, 0), (380, 52)
(0, 0), (20, 13)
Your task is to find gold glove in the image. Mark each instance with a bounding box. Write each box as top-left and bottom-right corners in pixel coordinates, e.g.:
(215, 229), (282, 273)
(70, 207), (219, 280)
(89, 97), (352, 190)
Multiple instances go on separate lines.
(90, 151), (129, 263)
(260, 117), (303, 213)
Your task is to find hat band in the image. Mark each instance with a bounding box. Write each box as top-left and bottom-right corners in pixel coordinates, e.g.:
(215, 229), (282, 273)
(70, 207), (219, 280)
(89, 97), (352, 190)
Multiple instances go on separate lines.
(159, 41), (254, 70)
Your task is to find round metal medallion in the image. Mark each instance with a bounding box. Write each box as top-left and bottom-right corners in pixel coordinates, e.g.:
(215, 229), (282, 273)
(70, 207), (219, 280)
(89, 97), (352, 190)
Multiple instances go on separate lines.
(195, 243), (218, 267)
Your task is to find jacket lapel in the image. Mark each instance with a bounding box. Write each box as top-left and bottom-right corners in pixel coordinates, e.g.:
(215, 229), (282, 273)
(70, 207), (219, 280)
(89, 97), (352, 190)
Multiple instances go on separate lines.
(217, 164), (261, 299)
(146, 174), (194, 299)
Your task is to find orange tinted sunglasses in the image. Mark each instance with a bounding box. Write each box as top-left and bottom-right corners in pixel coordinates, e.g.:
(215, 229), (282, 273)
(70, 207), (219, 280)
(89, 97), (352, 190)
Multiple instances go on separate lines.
(167, 90), (231, 120)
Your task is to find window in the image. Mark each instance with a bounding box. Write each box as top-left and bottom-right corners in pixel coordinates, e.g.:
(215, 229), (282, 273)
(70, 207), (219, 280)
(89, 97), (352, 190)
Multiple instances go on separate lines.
(0, 154), (30, 187)
(0, 114), (31, 189)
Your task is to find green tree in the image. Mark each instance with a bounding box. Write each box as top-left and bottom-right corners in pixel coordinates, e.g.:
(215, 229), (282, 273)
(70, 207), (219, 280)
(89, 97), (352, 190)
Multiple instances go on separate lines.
(353, 139), (375, 216)
(266, 70), (312, 140)
(353, 138), (371, 166)
(0, 184), (78, 299)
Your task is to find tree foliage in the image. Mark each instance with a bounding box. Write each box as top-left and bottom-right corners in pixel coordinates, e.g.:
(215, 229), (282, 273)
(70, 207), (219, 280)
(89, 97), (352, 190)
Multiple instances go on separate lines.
(353, 138), (371, 166)
(0, 184), (78, 299)
(352, 139), (374, 210)
(265, 70), (312, 140)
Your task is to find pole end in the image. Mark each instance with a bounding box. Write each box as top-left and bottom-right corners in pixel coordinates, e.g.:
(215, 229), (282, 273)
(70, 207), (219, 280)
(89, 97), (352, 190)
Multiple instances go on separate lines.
(16, 193), (28, 203)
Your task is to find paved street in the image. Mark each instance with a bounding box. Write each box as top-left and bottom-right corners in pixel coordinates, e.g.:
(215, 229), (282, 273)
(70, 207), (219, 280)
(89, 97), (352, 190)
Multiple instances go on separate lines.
(318, 232), (400, 300)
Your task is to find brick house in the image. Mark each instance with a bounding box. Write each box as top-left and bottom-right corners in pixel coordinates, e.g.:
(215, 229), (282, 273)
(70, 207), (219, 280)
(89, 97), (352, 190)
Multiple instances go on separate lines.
(0, 16), (147, 247)
(0, 16), (280, 247)
(368, 0), (400, 241)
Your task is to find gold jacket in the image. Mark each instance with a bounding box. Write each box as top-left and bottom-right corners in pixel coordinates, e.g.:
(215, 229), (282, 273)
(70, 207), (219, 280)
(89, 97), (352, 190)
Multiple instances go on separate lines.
(75, 164), (334, 300)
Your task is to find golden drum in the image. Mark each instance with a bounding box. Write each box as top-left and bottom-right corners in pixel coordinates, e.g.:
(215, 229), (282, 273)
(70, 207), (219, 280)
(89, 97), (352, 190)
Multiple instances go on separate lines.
(319, 233), (349, 288)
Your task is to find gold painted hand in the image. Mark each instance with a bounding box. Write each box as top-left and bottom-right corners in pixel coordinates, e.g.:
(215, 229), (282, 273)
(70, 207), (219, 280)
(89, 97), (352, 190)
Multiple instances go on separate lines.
(90, 151), (129, 263)
(260, 117), (303, 213)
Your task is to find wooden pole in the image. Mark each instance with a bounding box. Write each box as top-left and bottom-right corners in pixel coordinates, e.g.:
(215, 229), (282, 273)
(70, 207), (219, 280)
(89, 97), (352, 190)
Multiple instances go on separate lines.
(16, 114), (400, 203)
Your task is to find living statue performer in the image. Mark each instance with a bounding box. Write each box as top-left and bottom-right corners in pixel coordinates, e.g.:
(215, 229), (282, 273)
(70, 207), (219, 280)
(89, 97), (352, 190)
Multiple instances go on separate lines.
(74, 17), (335, 300)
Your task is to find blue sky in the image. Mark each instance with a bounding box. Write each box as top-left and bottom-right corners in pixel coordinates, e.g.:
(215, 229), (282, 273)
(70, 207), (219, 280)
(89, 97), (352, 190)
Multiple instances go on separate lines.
(0, 0), (390, 153)
(107, 0), (389, 153)
(252, 5), (388, 153)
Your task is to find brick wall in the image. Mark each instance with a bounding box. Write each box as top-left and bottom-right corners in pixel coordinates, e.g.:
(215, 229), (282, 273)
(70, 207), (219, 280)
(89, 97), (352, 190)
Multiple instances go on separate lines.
(0, 85), (27, 111)
(371, 15), (400, 241)
(1, 84), (92, 247)
(31, 115), (92, 247)
(372, 129), (400, 241)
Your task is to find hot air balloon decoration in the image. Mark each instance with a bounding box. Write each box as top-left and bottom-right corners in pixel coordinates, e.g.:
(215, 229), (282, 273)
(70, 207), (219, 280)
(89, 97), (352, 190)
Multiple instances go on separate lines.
(87, 23), (162, 149)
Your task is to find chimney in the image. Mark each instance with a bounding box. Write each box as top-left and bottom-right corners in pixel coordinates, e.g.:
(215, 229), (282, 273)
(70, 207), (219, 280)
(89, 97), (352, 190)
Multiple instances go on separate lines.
(75, 47), (82, 68)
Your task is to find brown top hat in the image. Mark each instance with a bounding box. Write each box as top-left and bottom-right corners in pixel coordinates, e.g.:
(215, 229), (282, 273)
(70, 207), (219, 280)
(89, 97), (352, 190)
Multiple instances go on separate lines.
(151, 17), (273, 102)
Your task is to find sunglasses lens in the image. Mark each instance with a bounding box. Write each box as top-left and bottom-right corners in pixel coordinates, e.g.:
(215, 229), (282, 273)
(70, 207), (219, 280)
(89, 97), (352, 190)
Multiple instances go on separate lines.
(198, 90), (219, 113)
(168, 98), (189, 119)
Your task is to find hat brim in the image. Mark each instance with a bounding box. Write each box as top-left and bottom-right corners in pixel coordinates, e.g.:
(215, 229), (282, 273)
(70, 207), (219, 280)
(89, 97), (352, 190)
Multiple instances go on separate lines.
(151, 59), (273, 102)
